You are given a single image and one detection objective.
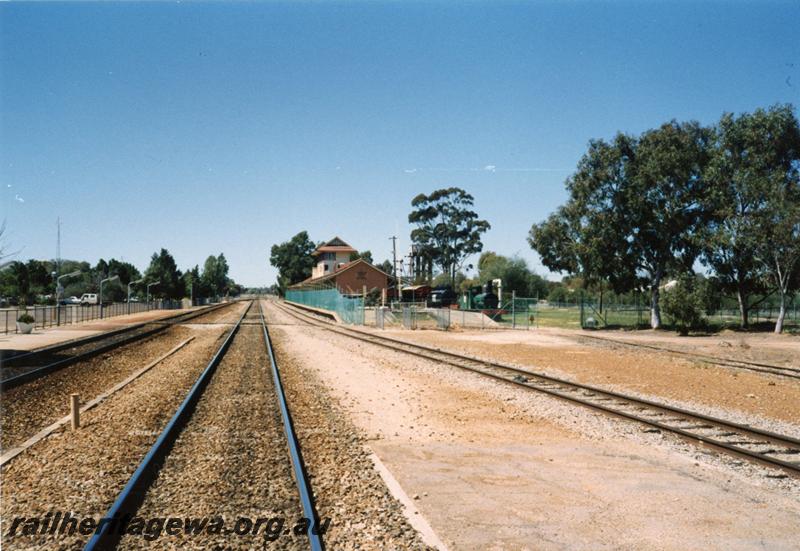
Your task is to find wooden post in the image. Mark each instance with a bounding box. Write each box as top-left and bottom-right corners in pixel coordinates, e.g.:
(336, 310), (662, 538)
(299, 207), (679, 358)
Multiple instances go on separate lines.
(70, 394), (80, 429)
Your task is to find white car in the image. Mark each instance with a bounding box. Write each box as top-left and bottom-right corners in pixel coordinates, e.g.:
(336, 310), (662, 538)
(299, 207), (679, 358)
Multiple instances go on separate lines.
(80, 293), (99, 305)
(64, 296), (81, 305)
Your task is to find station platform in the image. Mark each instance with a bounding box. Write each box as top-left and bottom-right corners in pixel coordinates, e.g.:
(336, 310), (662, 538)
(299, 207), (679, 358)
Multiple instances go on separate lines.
(0, 307), (202, 353)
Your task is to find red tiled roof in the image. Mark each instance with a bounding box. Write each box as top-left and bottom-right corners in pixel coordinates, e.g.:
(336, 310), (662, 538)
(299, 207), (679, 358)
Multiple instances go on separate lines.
(288, 258), (393, 289)
(311, 236), (356, 256)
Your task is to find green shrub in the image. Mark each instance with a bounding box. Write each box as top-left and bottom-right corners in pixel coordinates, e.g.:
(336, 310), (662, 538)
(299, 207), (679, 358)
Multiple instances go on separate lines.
(17, 313), (35, 324)
(661, 274), (705, 335)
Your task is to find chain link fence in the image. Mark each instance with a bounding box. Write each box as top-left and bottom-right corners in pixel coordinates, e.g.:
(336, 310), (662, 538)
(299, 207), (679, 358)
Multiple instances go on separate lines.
(285, 287), (798, 333)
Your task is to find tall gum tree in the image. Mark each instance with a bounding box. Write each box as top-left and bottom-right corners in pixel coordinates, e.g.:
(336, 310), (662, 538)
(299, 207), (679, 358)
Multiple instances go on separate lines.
(702, 105), (800, 329)
(269, 231), (316, 295)
(629, 121), (712, 328)
(530, 122), (711, 329)
(408, 188), (490, 286)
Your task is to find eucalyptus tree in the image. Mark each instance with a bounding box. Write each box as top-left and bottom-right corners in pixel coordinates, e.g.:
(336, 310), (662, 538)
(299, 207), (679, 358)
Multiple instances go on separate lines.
(530, 134), (639, 297)
(702, 105), (800, 328)
(630, 121), (713, 328)
(269, 231), (316, 295)
(144, 249), (183, 300)
(756, 179), (800, 333)
(530, 121), (712, 329)
(201, 253), (231, 298)
(408, 187), (491, 286)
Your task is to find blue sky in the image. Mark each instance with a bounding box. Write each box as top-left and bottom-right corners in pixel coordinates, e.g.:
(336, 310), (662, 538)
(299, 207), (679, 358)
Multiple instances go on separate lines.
(2, 1), (798, 287)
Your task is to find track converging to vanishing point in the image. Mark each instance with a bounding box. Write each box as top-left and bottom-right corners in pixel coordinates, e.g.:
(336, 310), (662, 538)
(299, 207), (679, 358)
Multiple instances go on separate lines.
(81, 300), (323, 550)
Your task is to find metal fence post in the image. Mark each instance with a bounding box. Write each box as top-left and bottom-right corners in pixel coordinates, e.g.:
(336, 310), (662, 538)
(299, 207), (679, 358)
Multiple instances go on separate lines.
(511, 291), (516, 329)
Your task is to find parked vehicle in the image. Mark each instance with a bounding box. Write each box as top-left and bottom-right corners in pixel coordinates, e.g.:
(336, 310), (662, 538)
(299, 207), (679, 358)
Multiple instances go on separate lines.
(80, 293), (99, 305)
(428, 286), (457, 307)
(59, 296), (81, 305)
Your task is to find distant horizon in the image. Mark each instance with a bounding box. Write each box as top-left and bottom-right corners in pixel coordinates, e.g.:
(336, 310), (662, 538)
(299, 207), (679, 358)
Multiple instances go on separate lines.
(2, 1), (798, 286)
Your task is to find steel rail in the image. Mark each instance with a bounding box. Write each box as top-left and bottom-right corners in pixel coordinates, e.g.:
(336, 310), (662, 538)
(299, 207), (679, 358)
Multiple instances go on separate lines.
(83, 301), (251, 550)
(277, 301), (800, 477)
(0, 302), (234, 391)
(259, 301), (325, 551)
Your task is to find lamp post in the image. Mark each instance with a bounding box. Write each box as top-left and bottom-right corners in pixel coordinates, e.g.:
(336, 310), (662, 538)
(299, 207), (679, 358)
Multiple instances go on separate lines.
(56, 270), (81, 326)
(146, 281), (160, 311)
(99, 275), (120, 319)
(127, 278), (145, 315)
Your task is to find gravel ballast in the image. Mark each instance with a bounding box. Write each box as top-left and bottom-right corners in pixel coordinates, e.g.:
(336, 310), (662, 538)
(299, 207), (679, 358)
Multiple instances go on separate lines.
(118, 319), (307, 550)
(1, 302), (247, 452)
(0, 325), (231, 549)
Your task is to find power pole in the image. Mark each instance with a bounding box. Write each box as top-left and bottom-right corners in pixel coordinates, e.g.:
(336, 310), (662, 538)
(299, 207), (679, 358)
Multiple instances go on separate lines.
(389, 235), (398, 301)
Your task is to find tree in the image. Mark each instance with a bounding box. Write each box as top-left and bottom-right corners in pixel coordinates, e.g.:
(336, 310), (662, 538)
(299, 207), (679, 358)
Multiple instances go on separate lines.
(431, 271), (467, 289)
(270, 231), (316, 295)
(377, 259), (394, 274)
(201, 253), (231, 298)
(408, 187), (491, 285)
(26, 260), (52, 301)
(144, 248), (183, 300)
(98, 258), (142, 301)
(0, 219), (19, 263)
(349, 250), (374, 264)
(661, 273), (706, 335)
(529, 136), (640, 297)
(61, 260), (91, 298)
(183, 265), (203, 301)
(477, 252), (549, 298)
(702, 105), (799, 328)
(530, 122), (712, 329)
(5, 261), (30, 304)
(623, 121), (712, 328)
(755, 176), (800, 333)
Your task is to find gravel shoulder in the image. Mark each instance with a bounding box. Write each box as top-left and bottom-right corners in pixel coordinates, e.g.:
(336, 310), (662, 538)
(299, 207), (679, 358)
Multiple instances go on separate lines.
(267, 302), (800, 550)
(0, 325), (228, 549)
(264, 301), (433, 550)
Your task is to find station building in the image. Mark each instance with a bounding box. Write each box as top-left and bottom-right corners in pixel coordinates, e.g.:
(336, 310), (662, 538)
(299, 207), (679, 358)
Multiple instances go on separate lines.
(289, 237), (393, 295)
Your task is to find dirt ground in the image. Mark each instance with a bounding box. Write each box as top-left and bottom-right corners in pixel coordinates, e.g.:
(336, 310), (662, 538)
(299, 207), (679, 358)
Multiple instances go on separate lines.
(567, 327), (799, 367)
(265, 302), (800, 550)
(372, 326), (800, 429)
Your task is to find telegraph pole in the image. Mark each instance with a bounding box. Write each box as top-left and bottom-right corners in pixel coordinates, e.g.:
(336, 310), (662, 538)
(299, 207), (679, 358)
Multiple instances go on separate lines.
(389, 235), (398, 301)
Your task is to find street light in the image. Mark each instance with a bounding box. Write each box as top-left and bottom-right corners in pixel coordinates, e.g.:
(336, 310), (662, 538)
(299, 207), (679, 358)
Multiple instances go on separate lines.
(127, 278), (145, 315)
(147, 281), (160, 310)
(99, 275), (120, 319)
(55, 270), (81, 326)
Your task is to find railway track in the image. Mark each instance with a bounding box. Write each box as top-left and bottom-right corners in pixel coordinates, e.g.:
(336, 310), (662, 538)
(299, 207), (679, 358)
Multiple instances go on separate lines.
(0, 301), (235, 390)
(573, 332), (800, 380)
(85, 300), (323, 550)
(276, 300), (800, 478)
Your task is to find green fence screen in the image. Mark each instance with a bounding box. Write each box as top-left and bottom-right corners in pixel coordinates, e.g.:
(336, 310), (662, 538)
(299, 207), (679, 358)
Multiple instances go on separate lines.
(285, 287), (364, 325)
